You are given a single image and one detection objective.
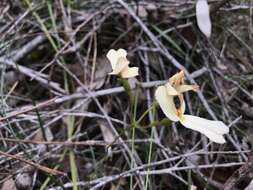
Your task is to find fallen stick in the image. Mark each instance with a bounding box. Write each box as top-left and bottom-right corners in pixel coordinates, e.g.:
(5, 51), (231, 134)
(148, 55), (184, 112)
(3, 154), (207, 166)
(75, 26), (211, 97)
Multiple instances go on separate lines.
(0, 150), (65, 176)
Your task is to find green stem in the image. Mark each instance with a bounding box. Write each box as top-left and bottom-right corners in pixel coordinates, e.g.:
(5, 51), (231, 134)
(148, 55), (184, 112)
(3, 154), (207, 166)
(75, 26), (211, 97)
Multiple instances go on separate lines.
(130, 120), (136, 189)
(148, 118), (172, 128)
(119, 78), (134, 106)
(130, 90), (138, 190)
(25, 1), (79, 188)
(119, 78), (139, 189)
(144, 104), (156, 190)
(144, 129), (154, 189)
(137, 101), (158, 124)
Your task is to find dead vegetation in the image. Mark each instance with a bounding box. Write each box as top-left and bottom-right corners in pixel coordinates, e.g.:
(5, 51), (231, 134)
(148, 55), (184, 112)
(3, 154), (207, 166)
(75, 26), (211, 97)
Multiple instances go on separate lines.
(0, 0), (253, 189)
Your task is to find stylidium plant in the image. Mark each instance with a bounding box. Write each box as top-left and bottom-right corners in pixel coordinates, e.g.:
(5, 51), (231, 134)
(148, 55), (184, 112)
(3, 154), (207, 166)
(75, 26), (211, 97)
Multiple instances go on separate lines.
(105, 49), (228, 144)
(106, 49), (139, 78)
(155, 70), (229, 144)
(106, 49), (140, 188)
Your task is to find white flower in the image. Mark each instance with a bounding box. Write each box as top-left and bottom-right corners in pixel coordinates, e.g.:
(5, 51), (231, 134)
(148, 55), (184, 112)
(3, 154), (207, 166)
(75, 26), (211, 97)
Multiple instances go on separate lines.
(155, 70), (229, 144)
(196, 0), (212, 38)
(106, 49), (139, 78)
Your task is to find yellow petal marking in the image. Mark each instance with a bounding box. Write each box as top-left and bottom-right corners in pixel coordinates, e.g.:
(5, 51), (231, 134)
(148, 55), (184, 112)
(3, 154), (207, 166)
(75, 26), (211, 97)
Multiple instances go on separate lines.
(121, 67), (139, 78)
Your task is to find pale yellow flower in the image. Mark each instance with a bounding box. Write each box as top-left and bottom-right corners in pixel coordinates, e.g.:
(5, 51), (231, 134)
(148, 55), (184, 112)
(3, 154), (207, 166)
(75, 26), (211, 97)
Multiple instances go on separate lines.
(106, 49), (139, 78)
(155, 71), (229, 144)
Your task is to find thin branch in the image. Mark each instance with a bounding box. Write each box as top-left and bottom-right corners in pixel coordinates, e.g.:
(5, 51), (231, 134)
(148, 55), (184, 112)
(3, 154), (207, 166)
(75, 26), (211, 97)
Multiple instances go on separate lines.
(0, 68), (206, 123)
(0, 150), (65, 176)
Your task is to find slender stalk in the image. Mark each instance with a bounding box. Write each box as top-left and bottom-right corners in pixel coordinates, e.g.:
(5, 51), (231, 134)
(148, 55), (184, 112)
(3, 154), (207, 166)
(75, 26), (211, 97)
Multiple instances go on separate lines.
(130, 92), (139, 189)
(137, 101), (158, 124)
(119, 78), (138, 189)
(25, 1), (79, 187)
(144, 105), (156, 190)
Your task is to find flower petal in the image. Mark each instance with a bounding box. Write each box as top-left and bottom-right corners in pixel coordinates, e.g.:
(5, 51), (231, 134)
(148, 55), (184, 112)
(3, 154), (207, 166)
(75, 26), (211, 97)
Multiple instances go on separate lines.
(155, 86), (179, 122)
(109, 57), (129, 75)
(176, 84), (199, 93)
(169, 70), (185, 86)
(180, 115), (229, 144)
(117, 49), (127, 58)
(106, 49), (127, 70)
(106, 49), (118, 70)
(196, 0), (212, 38)
(165, 83), (179, 96)
(121, 67), (139, 78)
(178, 95), (186, 115)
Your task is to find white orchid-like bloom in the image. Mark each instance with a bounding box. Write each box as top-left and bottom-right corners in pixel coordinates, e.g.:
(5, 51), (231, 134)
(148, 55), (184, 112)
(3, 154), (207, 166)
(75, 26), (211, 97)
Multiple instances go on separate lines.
(155, 70), (229, 144)
(106, 49), (139, 78)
